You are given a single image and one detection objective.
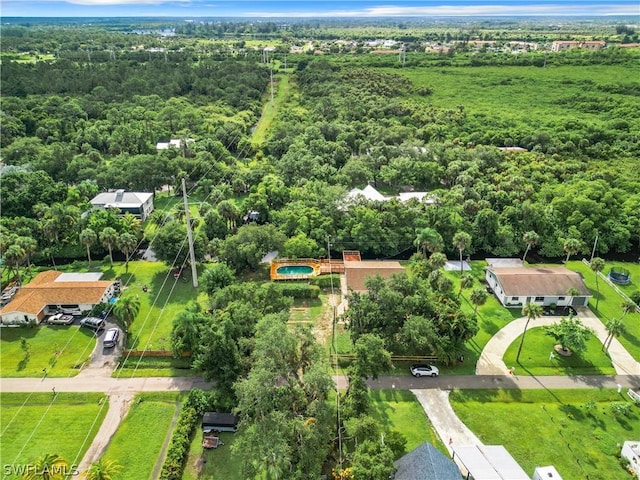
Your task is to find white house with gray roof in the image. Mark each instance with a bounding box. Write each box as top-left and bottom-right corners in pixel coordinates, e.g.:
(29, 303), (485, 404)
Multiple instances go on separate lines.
(90, 189), (154, 220)
(485, 266), (591, 308)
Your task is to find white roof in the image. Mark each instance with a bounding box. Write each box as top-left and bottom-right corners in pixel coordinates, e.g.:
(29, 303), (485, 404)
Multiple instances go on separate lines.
(346, 185), (387, 202)
(55, 273), (104, 282)
(454, 445), (529, 480)
(534, 466), (563, 479)
(398, 192), (429, 202)
(90, 191), (153, 208)
(156, 138), (194, 150)
(486, 258), (524, 268)
(482, 446), (529, 479)
(444, 261), (471, 272)
(453, 446), (501, 480)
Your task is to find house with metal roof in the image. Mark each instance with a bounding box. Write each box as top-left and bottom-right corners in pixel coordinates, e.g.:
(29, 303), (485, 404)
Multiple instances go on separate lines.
(393, 442), (461, 480)
(0, 271), (116, 325)
(90, 189), (154, 220)
(485, 266), (591, 309)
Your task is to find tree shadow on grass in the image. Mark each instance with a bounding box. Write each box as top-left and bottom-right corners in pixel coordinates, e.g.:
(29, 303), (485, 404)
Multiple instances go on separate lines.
(481, 318), (501, 336)
(150, 270), (194, 305)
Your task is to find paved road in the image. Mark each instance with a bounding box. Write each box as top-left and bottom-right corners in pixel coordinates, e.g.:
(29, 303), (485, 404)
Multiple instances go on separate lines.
(4, 373), (639, 393)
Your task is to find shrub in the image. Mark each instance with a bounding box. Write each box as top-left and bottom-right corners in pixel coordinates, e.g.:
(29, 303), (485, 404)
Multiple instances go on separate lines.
(610, 402), (632, 418)
(276, 283), (320, 299)
(159, 389), (221, 480)
(312, 274), (341, 289)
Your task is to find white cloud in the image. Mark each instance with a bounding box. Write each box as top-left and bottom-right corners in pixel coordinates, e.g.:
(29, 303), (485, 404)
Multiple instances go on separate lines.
(248, 4), (640, 17)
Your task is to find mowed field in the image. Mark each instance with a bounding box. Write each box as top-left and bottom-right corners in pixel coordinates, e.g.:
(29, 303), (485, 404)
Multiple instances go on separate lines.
(0, 392), (107, 478)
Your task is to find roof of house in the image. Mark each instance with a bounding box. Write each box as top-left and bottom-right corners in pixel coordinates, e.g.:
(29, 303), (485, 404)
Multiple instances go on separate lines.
(202, 412), (238, 427)
(487, 267), (591, 297)
(344, 260), (405, 292)
(394, 442), (460, 480)
(346, 185), (388, 202)
(0, 271), (113, 316)
(90, 190), (153, 209)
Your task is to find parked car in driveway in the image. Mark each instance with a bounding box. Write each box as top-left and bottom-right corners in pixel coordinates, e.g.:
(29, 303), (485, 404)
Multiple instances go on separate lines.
(410, 364), (439, 377)
(46, 313), (75, 325)
(103, 328), (120, 348)
(79, 316), (105, 331)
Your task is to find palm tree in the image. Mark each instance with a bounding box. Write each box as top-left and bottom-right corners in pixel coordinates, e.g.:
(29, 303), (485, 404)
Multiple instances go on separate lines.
(590, 257), (605, 310)
(452, 231), (472, 277)
(217, 200), (240, 231)
(117, 232), (137, 273)
(4, 244), (26, 283)
(82, 458), (122, 480)
(414, 227), (443, 258)
(470, 287), (488, 316)
(23, 453), (69, 480)
(15, 236), (38, 275)
(458, 273), (474, 298)
(566, 287), (580, 310)
(99, 227), (119, 266)
(113, 295), (140, 333)
(620, 300), (636, 320)
(428, 252), (447, 270)
(516, 302), (544, 362)
(603, 318), (625, 352)
(563, 238), (581, 263)
(80, 228), (98, 267)
(521, 230), (539, 263)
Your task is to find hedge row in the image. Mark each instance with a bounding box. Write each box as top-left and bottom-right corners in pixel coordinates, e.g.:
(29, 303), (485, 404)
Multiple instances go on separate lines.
(159, 389), (216, 480)
(311, 274), (341, 289)
(276, 283), (321, 299)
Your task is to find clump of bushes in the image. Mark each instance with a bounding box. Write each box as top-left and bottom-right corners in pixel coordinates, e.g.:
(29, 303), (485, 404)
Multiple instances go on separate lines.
(311, 274), (340, 289)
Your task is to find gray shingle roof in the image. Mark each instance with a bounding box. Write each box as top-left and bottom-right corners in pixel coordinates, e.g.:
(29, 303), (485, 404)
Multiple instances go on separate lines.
(394, 442), (461, 480)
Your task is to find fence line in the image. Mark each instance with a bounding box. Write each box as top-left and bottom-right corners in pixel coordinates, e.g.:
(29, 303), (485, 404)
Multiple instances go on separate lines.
(581, 258), (640, 314)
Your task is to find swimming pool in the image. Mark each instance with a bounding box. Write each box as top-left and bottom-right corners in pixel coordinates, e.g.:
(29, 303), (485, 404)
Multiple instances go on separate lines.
(275, 265), (315, 276)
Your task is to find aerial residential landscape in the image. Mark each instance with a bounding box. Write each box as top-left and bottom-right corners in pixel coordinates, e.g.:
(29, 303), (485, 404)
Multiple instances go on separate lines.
(0, 1), (639, 479)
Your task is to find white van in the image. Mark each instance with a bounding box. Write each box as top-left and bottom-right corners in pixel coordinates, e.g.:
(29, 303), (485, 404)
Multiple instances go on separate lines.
(103, 328), (120, 348)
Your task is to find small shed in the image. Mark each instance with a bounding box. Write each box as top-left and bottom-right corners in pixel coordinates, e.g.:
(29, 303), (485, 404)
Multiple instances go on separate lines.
(202, 412), (238, 433)
(452, 445), (529, 480)
(532, 465), (564, 480)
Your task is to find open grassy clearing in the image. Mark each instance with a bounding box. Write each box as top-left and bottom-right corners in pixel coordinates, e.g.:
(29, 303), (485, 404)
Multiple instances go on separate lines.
(102, 392), (180, 480)
(113, 355), (196, 378)
(0, 325), (97, 377)
(182, 430), (242, 480)
(0, 392), (107, 478)
(289, 296), (325, 324)
(566, 261), (640, 362)
(451, 389), (640, 480)
(368, 389), (447, 455)
(397, 63), (640, 134)
(503, 327), (615, 376)
(251, 73), (291, 145)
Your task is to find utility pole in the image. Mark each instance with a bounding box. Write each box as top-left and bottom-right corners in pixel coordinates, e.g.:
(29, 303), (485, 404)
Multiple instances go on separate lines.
(284, 53), (287, 70)
(590, 234), (599, 263)
(182, 178), (199, 288)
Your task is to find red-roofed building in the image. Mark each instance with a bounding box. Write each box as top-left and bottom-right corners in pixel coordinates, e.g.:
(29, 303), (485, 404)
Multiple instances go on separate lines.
(0, 271), (116, 325)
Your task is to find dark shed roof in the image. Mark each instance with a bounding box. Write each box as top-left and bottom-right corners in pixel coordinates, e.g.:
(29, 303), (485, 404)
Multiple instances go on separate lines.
(394, 442), (461, 480)
(202, 412), (238, 427)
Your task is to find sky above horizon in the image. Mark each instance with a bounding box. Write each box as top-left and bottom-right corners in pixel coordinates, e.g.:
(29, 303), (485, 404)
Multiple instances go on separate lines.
(2, 0), (639, 18)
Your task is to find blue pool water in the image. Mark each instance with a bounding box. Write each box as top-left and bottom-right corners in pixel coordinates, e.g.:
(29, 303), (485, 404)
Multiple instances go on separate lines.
(276, 265), (314, 275)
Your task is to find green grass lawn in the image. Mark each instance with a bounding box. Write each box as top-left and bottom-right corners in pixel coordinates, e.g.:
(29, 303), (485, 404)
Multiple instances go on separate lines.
(503, 327), (615, 376)
(106, 261), (207, 352)
(113, 355), (197, 378)
(102, 393), (180, 480)
(0, 392), (107, 478)
(182, 430), (242, 480)
(0, 325), (97, 377)
(450, 389), (640, 480)
(368, 389), (447, 455)
(566, 261), (640, 362)
(289, 296), (325, 324)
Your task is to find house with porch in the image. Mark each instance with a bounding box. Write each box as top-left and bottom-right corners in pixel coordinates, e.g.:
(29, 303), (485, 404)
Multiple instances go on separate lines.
(485, 266), (591, 308)
(0, 271), (116, 325)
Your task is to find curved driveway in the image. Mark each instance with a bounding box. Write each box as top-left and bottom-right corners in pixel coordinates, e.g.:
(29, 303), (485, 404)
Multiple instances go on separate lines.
(476, 307), (640, 376)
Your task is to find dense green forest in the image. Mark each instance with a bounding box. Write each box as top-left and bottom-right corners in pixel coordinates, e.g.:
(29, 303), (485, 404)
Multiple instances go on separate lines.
(1, 22), (639, 266)
(1, 18), (640, 480)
